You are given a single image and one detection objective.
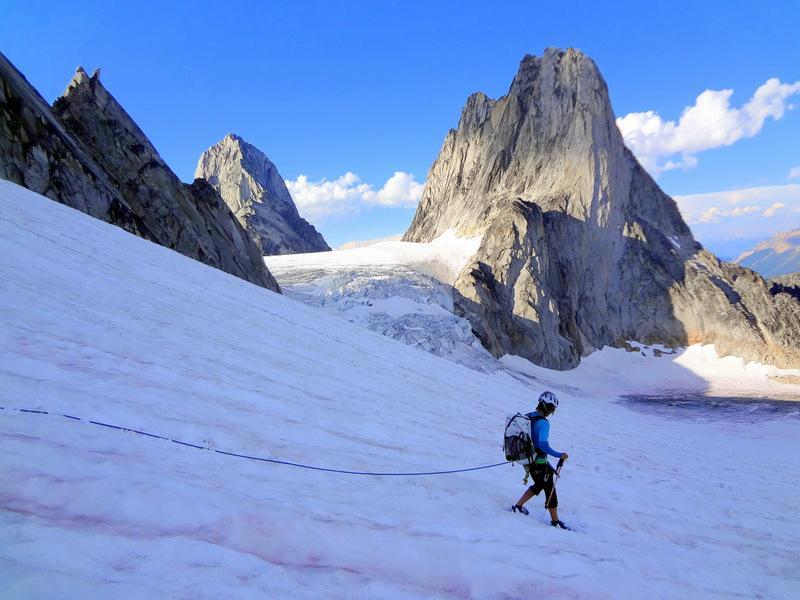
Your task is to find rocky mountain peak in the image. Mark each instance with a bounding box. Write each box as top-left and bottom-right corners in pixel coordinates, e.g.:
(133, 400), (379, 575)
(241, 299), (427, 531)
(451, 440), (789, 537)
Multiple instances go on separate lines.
(456, 48), (610, 149)
(206, 133), (292, 208)
(58, 65), (163, 169)
(403, 48), (800, 369)
(510, 48), (601, 98)
(511, 48), (616, 144)
(457, 92), (495, 130)
(196, 134), (329, 255)
(404, 46), (676, 245)
(48, 62), (280, 291)
(0, 52), (146, 234)
(68, 66), (91, 87)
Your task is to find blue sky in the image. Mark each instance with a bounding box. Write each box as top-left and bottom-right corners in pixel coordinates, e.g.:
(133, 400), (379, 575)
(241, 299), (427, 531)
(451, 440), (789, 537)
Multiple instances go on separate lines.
(2, 0), (799, 255)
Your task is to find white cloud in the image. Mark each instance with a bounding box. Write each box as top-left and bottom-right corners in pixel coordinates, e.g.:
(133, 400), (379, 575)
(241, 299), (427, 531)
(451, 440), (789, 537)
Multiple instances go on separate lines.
(698, 206), (722, 223)
(673, 184), (800, 257)
(374, 172), (424, 207)
(674, 184), (800, 225)
(730, 206), (759, 217)
(789, 166), (800, 180)
(696, 205), (759, 224)
(762, 202), (785, 217)
(617, 78), (800, 176)
(285, 171), (423, 222)
(338, 234), (403, 250)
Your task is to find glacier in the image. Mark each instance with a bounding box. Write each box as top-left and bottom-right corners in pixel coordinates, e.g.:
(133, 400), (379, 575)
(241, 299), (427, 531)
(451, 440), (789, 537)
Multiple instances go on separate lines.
(265, 233), (499, 372)
(2, 179), (800, 599)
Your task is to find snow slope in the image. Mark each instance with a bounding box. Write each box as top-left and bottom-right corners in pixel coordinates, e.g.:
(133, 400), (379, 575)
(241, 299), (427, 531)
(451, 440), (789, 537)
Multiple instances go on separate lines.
(503, 344), (800, 400)
(2, 179), (800, 599)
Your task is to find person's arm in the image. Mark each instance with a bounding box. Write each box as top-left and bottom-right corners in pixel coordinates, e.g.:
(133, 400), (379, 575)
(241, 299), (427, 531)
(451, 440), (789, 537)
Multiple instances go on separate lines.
(535, 420), (563, 458)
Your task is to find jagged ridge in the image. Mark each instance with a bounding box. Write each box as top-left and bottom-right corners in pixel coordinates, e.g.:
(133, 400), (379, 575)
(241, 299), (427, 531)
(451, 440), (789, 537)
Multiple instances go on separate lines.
(52, 68), (280, 291)
(0, 53), (279, 292)
(0, 54), (149, 238)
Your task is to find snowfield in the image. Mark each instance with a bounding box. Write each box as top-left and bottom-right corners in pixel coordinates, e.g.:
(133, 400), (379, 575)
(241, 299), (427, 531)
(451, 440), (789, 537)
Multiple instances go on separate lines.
(2, 179), (800, 599)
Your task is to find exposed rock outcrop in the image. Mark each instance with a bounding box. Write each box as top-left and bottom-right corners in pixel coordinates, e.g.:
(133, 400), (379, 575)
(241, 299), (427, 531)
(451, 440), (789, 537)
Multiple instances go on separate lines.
(0, 53), (148, 237)
(771, 273), (800, 288)
(196, 134), (329, 255)
(405, 48), (800, 369)
(0, 52), (278, 292)
(770, 273), (800, 302)
(52, 68), (279, 291)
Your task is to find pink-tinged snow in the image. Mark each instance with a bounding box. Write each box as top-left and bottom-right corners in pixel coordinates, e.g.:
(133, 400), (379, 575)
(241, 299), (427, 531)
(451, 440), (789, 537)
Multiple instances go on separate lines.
(1, 179), (799, 599)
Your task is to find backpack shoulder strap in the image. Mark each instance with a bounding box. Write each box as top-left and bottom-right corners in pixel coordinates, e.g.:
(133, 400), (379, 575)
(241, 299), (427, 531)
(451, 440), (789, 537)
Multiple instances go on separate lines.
(528, 414), (548, 452)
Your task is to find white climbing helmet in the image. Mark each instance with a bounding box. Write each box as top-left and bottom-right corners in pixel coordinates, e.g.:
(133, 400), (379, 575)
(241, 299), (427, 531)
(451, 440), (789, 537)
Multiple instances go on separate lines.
(538, 391), (559, 410)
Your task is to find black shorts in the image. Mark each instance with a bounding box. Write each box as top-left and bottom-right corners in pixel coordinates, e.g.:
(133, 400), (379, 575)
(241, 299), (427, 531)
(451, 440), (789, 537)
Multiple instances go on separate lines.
(527, 462), (558, 508)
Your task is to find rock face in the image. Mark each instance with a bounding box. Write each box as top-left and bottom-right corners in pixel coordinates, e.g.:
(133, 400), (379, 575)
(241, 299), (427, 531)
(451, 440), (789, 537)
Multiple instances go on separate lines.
(52, 68), (279, 292)
(0, 53), (148, 238)
(770, 273), (800, 302)
(404, 48), (800, 369)
(196, 134), (329, 255)
(771, 273), (800, 288)
(736, 229), (800, 277)
(0, 52), (278, 292)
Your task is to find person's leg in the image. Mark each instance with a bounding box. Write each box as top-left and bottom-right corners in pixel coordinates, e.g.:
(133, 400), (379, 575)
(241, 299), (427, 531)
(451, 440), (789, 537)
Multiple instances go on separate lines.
(515, 464), (544, 510)
(515, 486), (536, 507)
(543, 466), (560, 521)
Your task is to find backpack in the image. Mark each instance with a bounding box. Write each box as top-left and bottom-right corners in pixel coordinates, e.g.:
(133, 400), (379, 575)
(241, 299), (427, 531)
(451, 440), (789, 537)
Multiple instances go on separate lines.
(503, 412), (546, 463)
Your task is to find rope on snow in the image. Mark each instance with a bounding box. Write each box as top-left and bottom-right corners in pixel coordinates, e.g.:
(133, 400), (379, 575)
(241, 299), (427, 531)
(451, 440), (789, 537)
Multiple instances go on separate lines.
(0, 406), (511, 476)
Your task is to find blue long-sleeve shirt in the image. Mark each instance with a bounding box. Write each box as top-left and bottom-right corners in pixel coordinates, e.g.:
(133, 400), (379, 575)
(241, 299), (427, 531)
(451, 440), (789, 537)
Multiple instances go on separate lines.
(528, 411), (563, 460)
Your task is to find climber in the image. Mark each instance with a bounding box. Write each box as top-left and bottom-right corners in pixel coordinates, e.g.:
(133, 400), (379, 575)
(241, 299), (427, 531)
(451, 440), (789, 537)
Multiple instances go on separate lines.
(511, 391), (570, 530)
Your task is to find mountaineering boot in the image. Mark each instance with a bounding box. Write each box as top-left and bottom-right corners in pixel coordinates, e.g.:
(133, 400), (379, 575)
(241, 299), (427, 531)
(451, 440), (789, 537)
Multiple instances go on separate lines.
(511, 504), (529, 515)
(551, 520), (570, 530)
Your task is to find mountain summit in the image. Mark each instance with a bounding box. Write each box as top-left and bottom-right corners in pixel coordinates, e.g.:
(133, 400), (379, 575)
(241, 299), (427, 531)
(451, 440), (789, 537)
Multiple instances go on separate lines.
(404, 48), (800, 369)
(196, 134), (329, 256)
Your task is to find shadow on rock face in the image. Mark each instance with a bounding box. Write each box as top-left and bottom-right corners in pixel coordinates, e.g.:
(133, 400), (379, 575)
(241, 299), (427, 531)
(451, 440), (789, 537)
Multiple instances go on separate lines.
(451, 200), (690, 370)
(452, 198), (800, 371)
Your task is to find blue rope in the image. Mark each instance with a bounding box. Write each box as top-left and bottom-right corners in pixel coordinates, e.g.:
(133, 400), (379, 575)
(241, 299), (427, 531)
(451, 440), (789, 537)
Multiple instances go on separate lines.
(0, 406), (511, 476)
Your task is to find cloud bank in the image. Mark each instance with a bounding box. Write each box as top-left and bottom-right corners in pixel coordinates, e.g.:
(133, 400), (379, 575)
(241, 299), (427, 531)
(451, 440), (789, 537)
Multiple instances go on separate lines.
(286, 171), (423, 222)
(673, 184), (800, 257)
(618, 78), (800, 176)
